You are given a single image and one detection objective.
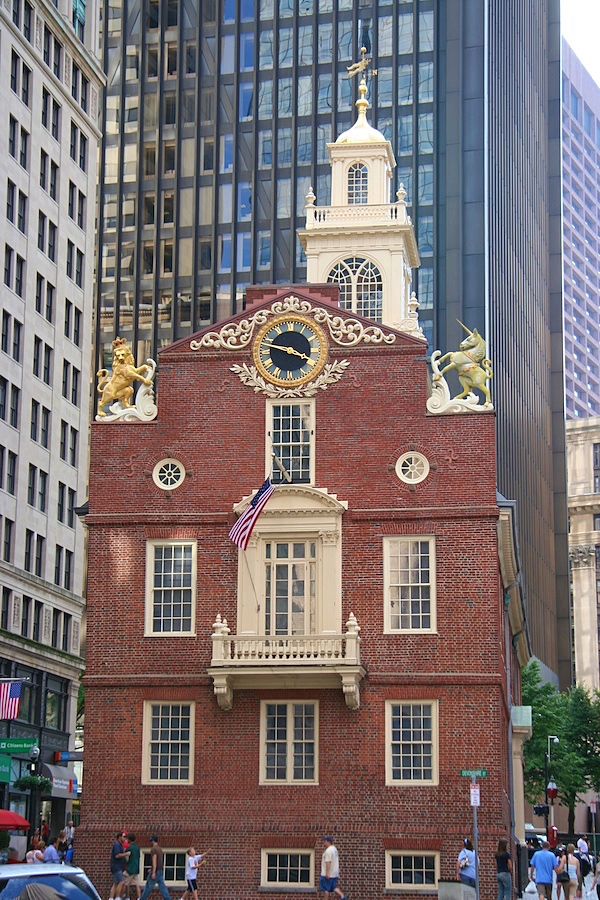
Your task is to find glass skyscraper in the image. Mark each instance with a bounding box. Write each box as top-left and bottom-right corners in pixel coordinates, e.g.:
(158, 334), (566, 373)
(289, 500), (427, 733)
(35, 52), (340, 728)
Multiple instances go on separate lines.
(96, 0), (568, 684)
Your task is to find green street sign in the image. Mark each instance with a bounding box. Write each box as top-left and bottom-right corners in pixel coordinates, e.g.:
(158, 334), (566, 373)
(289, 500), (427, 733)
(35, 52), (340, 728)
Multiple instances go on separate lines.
(461, 769), (488, 777)
(0, 755), (11, 783)
(0, 739), (36, 753)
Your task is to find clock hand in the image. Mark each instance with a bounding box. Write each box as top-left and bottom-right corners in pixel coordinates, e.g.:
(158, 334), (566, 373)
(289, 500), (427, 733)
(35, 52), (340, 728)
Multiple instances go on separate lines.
(263, 341), (309, 361)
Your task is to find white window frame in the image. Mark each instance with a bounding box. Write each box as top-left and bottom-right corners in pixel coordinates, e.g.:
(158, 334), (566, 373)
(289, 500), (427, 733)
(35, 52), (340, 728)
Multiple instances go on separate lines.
(259, 699), (319, 785)
(263, 538), (317, 636)
(383, 536), (436, 633)
(141, 849), (187, 885)
(145, 540), (197, 636)
(385, 850), (440, 891)
(385, 700), (438, 786)
(141, 700), (194, 785)
(260, 848), (315, 888)
(266, 398), (315, 485)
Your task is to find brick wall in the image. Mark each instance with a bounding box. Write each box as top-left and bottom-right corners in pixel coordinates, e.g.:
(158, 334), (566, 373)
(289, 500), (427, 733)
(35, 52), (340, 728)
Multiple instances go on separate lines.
(80, 289), (514, 899)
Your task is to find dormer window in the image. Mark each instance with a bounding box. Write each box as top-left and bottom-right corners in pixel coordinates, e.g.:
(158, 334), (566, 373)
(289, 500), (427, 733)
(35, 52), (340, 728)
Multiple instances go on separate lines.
(347, 163), (368, 204)
(328, 257), (383, 321)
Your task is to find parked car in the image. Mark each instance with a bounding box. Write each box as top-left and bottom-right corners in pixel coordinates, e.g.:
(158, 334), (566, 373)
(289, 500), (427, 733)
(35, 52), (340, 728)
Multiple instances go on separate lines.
(0, 864), (101, 900)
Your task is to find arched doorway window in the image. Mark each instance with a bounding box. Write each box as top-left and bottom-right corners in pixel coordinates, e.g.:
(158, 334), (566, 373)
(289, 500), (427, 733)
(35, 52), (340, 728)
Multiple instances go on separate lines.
(327, 257), (383, 321)
(347, 163), (368, 204)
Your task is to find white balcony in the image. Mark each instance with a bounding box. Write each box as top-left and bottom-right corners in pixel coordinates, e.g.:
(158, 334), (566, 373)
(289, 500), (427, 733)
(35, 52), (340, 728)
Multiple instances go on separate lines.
(208, 612), (365, 711)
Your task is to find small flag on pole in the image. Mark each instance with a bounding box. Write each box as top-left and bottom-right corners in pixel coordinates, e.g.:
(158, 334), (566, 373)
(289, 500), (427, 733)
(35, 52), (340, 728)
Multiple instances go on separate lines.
(229, 478), (275, 551)
(0, 682), (22, 720)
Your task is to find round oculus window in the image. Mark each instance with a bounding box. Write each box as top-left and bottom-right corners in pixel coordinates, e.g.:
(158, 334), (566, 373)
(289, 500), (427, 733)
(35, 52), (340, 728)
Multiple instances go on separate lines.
(153, 458), (185, 490)
(395, 452), (430, 485)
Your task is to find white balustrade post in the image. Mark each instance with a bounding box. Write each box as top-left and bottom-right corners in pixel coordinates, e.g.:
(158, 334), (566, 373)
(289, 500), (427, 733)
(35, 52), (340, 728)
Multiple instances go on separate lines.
(344, 613), (361, 664)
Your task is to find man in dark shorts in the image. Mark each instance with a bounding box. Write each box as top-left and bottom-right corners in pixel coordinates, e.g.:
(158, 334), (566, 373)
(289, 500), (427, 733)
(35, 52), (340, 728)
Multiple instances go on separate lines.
(320, 836), (346, 899)
(110, 832), (130, 900)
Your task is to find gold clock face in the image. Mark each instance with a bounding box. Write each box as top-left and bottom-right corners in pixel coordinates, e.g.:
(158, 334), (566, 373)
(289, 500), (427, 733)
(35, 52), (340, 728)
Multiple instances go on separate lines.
(253, 315), (328, 386)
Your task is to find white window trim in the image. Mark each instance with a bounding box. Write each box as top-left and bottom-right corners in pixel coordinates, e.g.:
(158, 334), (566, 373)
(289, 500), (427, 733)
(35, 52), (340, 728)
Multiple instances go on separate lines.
(259, 699), (319, 785)
(141, 849), (187, 886)
(265, 398), (316, 485)
(385, 699), (439, 787)
(385, 850), (440, 891)
(260, 848), (315, 888)
(144, 539), (197, 637)
(141, 700), (195, 785)
(383, 536), (437, 634)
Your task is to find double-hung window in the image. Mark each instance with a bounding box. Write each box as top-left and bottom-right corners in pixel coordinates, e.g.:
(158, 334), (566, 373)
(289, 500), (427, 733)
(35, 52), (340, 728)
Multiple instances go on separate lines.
(145, 541), (196, 635)
(267, 400), (314, 484)
(142, 701), (194, 784)
(260, 700), (317, 784)
(386, 700), (438, 785)
(383, 537), (436, 632)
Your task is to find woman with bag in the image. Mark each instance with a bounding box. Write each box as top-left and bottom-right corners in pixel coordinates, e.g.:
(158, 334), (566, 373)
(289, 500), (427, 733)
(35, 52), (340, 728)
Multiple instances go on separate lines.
(495, 838), (513, 900)
(556, 843), (580, 900)
(457, 839), (477, 889)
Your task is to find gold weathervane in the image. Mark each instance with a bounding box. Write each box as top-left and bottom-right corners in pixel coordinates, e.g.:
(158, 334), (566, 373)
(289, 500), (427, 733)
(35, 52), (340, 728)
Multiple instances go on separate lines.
(347, 47), (376, 78)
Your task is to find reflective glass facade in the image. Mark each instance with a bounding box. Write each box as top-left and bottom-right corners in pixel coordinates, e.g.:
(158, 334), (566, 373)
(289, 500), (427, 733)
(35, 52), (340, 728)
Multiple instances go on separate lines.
(96, 0), (435, 365)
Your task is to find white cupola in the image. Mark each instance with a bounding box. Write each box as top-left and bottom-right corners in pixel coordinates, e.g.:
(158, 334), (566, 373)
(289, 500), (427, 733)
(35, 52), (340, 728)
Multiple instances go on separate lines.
(298, 76), (423, 339)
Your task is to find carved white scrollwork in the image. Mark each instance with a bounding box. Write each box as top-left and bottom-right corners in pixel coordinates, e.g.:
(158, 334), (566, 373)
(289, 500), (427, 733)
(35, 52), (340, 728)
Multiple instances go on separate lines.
(191, 295), (396, 352)
(231, 360), (350, 398)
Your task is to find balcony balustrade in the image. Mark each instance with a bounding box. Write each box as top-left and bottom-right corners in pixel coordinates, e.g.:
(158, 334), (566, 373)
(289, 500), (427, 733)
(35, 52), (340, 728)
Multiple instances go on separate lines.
(208, 612), (365, 711)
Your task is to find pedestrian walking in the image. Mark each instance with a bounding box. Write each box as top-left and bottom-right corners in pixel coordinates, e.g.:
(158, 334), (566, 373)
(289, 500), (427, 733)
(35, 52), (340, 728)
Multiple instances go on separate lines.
(123, 833), (142, 900)
(529, 840), (558, 900)
(139, 836), (170, 900)
(181, 846), (211, 900)
(495, 838), (513, 900)
(319, 837), (346, 899)
(109, 831), (130, 900)
(556, 843), (580, 900)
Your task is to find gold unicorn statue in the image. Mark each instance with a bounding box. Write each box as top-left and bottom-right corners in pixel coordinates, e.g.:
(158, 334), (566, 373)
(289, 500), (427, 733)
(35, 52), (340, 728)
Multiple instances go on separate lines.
(434, 321), (493, 405)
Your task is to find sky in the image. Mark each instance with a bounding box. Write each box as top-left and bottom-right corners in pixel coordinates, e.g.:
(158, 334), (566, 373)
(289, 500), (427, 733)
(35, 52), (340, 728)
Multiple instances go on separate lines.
(561, 0), (600, 85)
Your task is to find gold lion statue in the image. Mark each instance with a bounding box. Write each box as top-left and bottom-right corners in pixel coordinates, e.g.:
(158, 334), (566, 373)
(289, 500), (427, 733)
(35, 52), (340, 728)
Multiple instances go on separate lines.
(96, 337), (152, 417)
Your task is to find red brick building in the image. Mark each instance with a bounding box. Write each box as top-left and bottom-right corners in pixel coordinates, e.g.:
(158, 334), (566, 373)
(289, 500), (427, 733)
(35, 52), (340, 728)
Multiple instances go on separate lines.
(79, 283), (530, 899)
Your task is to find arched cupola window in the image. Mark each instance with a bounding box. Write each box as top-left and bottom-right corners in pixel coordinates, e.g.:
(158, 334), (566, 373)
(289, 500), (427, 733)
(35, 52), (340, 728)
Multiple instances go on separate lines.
(347, 163), (368, 204)
(327, 257), (383, 322)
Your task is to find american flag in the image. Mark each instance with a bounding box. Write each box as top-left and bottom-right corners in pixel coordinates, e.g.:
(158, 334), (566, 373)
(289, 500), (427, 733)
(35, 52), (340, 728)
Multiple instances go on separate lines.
(0, 681), (22, 720)
(229, 479), (275, 551)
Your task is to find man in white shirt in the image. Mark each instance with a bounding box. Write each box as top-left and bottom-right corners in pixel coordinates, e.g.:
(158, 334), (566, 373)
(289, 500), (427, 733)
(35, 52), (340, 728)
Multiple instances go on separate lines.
(320, 837), (346, 899)
(577, 836), (589, 856)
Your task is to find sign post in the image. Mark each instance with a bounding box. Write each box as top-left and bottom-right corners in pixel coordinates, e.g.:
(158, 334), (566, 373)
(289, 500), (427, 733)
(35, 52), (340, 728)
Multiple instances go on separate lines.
(461, 770), (487, 900)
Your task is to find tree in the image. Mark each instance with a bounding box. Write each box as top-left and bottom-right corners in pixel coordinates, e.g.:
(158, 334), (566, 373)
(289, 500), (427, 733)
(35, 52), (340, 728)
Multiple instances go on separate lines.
(522, 661), (600, 833)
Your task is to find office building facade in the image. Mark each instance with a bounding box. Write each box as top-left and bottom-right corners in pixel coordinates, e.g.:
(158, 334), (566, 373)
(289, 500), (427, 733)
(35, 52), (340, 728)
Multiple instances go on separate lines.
(561, 40), (600, 420)
(96, 0), (567, 683)
(0, 0), (103, 826)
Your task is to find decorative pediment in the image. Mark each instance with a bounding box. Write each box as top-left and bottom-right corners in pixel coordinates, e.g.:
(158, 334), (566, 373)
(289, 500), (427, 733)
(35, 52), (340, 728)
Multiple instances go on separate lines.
(190, 294), (397, 353)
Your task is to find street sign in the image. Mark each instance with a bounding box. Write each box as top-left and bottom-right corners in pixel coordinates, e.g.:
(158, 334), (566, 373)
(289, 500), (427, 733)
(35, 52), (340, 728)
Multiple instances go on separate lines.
(0, 738), (36, 753)
(461, 769), (488, 777)
(470, 783), (481, 806)
(591, 802), (597, 814)
(54, 751), (83, 762)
